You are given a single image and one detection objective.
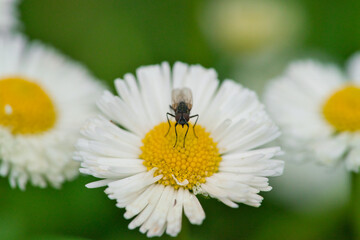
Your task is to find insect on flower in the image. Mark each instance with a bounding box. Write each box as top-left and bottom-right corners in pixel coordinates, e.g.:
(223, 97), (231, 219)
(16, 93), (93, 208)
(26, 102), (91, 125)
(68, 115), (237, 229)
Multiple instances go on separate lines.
(165, 87), (199, 148)
(75, 62), (284, 237)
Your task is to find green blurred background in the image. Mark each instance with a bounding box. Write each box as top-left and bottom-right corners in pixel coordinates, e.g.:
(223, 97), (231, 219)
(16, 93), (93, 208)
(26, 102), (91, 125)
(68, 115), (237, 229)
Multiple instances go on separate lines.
(2, 0), (360, 239)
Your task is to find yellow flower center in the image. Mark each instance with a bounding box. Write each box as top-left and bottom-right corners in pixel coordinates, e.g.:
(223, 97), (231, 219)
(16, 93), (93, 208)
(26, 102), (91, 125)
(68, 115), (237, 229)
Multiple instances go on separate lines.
(140, 121), (221, 190)
(0, 77), (57, 135)
(322, 85), (360, 132)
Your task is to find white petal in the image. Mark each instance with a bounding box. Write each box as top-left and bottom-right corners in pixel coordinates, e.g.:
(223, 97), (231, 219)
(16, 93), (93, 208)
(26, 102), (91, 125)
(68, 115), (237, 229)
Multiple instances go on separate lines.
(125, 184), (157, 219)
(166, 188), (185, 237)
(96, 91), (146, 136)
(200, 145), (283, 208)
(80, 115), (142, 148)
(345, 147), (360, 172)
(106, 168), (162, 200)
(136, 63), (171, 127)
(347, 52), (360, 84)
(85, 179), (113, 188)
(311, 133), (350, 166)
(128, 184), (165, 230)
(183, 189), (205, 225)
(141, 186), (175, 237)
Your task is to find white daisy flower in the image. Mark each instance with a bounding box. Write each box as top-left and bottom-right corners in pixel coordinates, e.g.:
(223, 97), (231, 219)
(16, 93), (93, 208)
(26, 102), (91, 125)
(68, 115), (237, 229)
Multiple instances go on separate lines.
(0, 34), (104, 189)
(0, 0), (19, 33)
(265, 55), (360, 171)
(74, 62), (284, 237)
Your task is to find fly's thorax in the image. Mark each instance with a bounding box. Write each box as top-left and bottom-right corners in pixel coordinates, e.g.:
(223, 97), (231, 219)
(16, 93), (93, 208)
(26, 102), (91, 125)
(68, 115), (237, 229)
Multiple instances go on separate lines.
(175, 102), (190, 124)
(176, 102), (189, 114)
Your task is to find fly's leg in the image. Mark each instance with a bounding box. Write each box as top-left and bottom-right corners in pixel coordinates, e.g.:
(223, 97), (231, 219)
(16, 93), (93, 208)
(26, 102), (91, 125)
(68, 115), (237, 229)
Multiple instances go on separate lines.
(165, 112), (175, 137)
(183, 123), (189, 148)
(189, 114), (199, 138)
(173, 123), (178, 148)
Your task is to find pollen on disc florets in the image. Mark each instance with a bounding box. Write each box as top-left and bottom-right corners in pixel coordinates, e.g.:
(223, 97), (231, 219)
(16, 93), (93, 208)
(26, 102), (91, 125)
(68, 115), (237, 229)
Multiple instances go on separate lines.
(322, 85), (360, 132)
(140, 121), (221, 190)
(0, 77), (57, 134)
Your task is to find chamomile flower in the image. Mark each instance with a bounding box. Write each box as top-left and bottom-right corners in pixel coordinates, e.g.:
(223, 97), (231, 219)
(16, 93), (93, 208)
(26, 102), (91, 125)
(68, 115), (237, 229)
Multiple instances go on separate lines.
(200, 0), (305, 56)
(265, 55), (360, 171)
(0, 34), (103, 189)
(0, 0), (19, 33)
(74, 62), (284, 237)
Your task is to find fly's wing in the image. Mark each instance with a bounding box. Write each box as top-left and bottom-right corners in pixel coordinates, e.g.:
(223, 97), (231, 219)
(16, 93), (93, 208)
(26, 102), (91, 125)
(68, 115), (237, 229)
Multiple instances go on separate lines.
(171, 88), (181, 110)
(171, 87), (193, 110)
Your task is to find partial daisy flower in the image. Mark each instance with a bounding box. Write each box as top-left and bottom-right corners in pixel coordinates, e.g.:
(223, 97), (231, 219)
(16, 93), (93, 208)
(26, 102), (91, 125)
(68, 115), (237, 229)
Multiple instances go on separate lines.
(0, 34), (104, 189)
(200, 0), (305, 56)
(264, 55), (360, 171)
(74, 62), (284, 237)
(0, 0), (19, 33)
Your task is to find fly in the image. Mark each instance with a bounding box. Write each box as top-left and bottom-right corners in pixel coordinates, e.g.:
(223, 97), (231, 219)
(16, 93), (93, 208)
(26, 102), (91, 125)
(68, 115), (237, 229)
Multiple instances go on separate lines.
(165, 87), (199, 148)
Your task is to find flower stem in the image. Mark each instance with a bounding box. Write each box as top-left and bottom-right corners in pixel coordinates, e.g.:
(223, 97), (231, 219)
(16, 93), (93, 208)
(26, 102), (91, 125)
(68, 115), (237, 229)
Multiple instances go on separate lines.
(350, 172), (360, 239)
